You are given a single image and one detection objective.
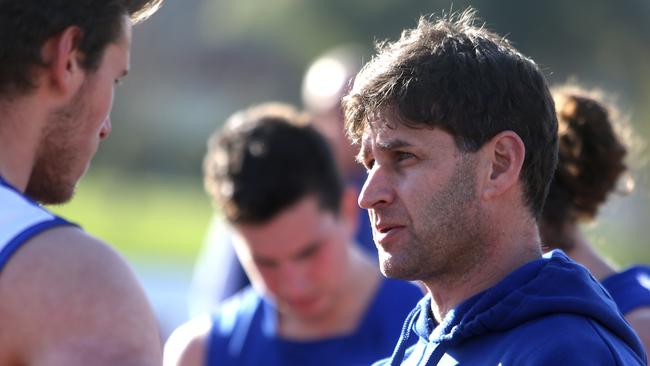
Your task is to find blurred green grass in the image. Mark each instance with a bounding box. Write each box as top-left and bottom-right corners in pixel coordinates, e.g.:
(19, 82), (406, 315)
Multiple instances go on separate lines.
(46, 168), (648, 269)
(48, 169), (213, 265)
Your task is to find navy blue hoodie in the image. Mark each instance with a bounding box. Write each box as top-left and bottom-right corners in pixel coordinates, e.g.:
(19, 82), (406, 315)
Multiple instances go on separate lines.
(375, 251), (647, 365)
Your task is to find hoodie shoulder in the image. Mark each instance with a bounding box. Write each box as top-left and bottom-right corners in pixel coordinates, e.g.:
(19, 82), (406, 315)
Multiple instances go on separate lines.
(508, 313), (646, 366)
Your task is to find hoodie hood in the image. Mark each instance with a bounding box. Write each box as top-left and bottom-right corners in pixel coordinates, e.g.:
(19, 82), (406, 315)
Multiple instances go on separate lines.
(388, 251), (646, 365)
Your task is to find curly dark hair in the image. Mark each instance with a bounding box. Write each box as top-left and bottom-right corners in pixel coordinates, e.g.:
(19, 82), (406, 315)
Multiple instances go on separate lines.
(0, 0), (163, 96)
(203, 103), (343, 224)
(343, 8), (558, 219)
(541, 85), (629, 249)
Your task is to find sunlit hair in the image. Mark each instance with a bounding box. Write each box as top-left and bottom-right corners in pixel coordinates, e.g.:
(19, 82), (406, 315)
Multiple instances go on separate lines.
(343, 8), (558, 219)
(203, 103), (343, 224)
(129, 0), (164, 23)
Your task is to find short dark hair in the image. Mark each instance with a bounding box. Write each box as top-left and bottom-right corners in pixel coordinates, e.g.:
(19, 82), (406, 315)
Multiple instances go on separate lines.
(343, 9), (558, 219)
(0, 0), (163, 96)
(204, 103), (344, 224)
(541, 85), (629, 248)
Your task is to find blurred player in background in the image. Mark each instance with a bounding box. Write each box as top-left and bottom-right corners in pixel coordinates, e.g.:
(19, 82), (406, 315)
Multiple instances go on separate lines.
(188, 46), (374, 316)
(165, 103), (422, 366)
(541, 83), (650, 351)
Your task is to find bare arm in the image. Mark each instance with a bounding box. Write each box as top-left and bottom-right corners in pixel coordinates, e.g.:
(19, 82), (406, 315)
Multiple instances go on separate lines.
(626, 308), (650, 356)
(0, 226), (162, 365)
(163, 316), (211, 366)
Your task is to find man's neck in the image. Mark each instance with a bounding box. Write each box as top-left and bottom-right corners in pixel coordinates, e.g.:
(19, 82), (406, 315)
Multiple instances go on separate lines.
(422, 223), (542, 323)
(0, 96), (45, 191)
(278, 245), (381, 340)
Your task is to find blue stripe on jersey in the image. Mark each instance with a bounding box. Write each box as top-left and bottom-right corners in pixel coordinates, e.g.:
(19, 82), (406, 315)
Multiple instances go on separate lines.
(0, 176), (78, 273)
(0, 217), (76, 273)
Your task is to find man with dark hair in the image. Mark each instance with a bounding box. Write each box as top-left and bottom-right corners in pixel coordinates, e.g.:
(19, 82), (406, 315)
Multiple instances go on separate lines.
(0, 1), (163, 364)
(164, 103), (422, 366)
(344, 9), (646, 365)
(188, 46), (375, 316)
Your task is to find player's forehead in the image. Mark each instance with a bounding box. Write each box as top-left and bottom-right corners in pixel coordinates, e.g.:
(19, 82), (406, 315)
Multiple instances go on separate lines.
(98, 16), (132, 73)
(358, 117), (459, 165)
(359, 118), (414, 154)
(235, 197), (339, 258)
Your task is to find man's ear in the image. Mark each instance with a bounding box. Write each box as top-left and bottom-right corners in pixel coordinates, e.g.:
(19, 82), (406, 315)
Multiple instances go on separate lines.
(39, 26), (86, 99)
(339, 186), (361, 237)
(480, 131), (526, 201)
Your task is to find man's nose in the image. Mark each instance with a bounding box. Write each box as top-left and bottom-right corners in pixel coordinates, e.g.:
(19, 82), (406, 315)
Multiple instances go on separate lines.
(358, 166), (393, 209)
(99, 117), (112, 140)
(278, 264), (309, 296)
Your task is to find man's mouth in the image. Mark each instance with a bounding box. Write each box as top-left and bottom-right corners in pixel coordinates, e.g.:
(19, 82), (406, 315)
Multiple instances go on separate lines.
(374, 221), (406, 245)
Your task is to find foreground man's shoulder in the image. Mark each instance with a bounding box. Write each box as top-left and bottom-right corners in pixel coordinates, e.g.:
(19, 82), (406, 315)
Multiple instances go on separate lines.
(0, 226), (162, 365)
(505, 314), (646, 365)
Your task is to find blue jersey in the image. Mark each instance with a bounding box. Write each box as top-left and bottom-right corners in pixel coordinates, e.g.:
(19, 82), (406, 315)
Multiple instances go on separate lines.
(602, 265), (650, 315)
(205, 278), (423, 366)
(0, 176), (75, 272)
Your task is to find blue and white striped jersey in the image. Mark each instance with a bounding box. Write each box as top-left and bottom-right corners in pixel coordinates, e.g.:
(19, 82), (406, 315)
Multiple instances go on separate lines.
(0, 176), (75, 272)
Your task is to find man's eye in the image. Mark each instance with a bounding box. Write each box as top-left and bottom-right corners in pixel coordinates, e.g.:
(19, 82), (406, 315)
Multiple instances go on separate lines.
(396, 152), (415, 161)
(297, 244), (320, 261)
(254, 258), (277, 269)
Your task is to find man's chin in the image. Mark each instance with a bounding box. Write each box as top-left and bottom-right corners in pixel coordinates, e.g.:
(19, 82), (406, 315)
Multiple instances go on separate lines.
(379, 262), (401, 279)
(280, 298), (329, 322)
(378, 253), (400, 278)
(25, 181), (76, 205)
(380, 258), (420, 281)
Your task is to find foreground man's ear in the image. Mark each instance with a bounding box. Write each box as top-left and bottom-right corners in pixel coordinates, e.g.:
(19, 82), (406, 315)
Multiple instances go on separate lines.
(480, 130), (526, 201)
(38, 26), (86, 101)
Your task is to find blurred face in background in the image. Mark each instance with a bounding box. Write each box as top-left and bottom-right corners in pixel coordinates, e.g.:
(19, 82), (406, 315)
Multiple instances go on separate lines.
(233, 195), (353, 322)
(303, 53), (363, 181)
(312, 108), (362, 182)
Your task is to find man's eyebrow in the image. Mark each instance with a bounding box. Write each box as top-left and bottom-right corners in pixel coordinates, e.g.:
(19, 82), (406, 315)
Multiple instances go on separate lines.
(291, 241), (321, 261)
(376, 138), (412, 150)
(356, 138), (414, 164)
(252, 254), (276, 266)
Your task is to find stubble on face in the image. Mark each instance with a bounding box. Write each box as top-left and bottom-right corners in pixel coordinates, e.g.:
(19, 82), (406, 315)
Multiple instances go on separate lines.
(25, 83), (90, 204)
(380, 153), (487, 284)
(25, 17), (130, 204)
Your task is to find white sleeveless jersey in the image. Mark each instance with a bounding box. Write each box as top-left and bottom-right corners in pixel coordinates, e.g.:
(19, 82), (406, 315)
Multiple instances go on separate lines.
(0, 176), (74, 272)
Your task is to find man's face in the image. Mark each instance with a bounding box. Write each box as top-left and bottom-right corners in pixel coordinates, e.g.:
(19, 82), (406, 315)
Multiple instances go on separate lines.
(26, 18), (132, 204)
(233, 196), (351, 322)
(358, 119), (486, 282)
